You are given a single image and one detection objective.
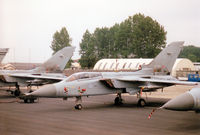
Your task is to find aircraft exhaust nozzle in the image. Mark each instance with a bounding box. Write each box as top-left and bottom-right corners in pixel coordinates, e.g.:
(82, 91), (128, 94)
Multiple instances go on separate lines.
(29, 84), (57, 97)
(162, 92), (194, 111)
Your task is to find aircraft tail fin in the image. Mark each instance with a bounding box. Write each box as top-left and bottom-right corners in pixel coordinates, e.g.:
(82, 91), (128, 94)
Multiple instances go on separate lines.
(143, 41), (184, 74)
(34, 46), (75, 73)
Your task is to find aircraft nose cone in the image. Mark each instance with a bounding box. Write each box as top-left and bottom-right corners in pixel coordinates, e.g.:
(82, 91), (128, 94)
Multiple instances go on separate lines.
(29, 84), (56, 97)
(162, 92), (194, 111)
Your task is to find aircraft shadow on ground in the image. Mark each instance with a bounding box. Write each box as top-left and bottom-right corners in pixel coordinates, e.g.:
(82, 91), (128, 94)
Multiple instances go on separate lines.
(34, 101), (166, 113)
(0, 95), (15, 99)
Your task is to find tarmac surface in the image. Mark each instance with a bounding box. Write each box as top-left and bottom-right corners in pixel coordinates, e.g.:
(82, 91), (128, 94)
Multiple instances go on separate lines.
(0, 86), (200, 135)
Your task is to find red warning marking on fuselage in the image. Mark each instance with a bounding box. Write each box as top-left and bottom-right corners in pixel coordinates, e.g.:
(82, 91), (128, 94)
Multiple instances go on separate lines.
(78, 87), (86, 94)
(82, 89), (86, 92)
(64, 87), (68, 93)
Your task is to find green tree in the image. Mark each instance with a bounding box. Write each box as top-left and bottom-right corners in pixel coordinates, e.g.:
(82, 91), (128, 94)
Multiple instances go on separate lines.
(115, 20), (133, 58)
(93, 27), (110, 58)
(50, 27), (72, 68)
(50, 27), (72, 54)
(79, 13), (167, 68)
(79, 30), (97, 68)
(179, 46), (200, 62)
(120, 13), (167, 58)
(108, 24), (120, 58)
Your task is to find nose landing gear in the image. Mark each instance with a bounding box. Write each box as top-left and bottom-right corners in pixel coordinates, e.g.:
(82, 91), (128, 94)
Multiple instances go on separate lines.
(75, 104), (82, 110)
(74, 96), (82, 110)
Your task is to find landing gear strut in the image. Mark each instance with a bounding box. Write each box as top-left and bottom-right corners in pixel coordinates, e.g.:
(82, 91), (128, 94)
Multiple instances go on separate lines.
(14, 84), (21, 97)
(114, 93), (123, 105)
(74, 96), (82, 110)
(19, 86), (36, 104)
(137, 90), (146, 107)
(27, 85), (33, 93)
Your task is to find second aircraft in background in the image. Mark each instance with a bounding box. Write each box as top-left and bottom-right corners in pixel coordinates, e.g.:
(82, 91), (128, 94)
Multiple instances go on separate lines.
(0, 46), (75, 97)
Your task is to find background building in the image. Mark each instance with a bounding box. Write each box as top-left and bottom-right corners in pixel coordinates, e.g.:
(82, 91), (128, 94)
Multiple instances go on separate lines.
(93, 58), (195, 77)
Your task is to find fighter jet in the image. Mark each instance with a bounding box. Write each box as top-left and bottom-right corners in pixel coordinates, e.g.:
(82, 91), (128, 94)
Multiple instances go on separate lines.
(161, 86), (200, 113)
(0, 46), (75, 97)
(25, 41), (197, 109)
(0, 48), (9, 64)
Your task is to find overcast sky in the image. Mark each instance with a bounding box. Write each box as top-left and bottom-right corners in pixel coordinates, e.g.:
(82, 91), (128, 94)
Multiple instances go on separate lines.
(0, 0), (199, 63)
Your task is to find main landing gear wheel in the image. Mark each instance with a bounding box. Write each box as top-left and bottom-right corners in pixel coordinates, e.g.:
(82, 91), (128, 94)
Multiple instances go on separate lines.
(14, 90), (21, 97)
(137, 99), (146, 107)
(195, 110), (200, 113)
(24, 98), (35, 103)
(75, 104), (82, 110)
(13, 84), (21, 97)
(30, 99), (35, 103)
(114, 96), (123, 105)
(24, 99), (28, 103)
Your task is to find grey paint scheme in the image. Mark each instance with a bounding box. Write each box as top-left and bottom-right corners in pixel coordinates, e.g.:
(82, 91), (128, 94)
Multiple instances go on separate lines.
(0, 48), (9, 64)
(27, 41), (197, 108)
(144, 41), (184, 74)
(162, 86), (200, 111)
(0, 46), (75, 87)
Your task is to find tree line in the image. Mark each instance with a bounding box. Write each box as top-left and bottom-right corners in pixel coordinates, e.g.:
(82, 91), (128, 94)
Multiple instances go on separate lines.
(79, 13), (167, 68)
(50, 13), (200, 68)
(179, 46), (200, 62)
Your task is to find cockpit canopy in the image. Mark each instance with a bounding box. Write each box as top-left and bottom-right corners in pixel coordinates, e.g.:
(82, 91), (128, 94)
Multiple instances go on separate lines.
(66, 72), (102, 82)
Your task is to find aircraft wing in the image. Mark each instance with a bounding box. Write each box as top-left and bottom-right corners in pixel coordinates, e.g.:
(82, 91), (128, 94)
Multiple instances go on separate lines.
(1, 73), (65, 86)
(9, 73), (65, 81)
(100, 76), (197, 94)
(116, 76), (198, 85)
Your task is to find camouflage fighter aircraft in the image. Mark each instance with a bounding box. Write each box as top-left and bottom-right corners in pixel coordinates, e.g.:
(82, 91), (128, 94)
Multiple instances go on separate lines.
(25, 42), (197, 109)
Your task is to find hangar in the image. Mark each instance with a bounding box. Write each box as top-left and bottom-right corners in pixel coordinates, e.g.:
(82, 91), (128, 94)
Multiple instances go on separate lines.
(93, 58), (195, 77)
